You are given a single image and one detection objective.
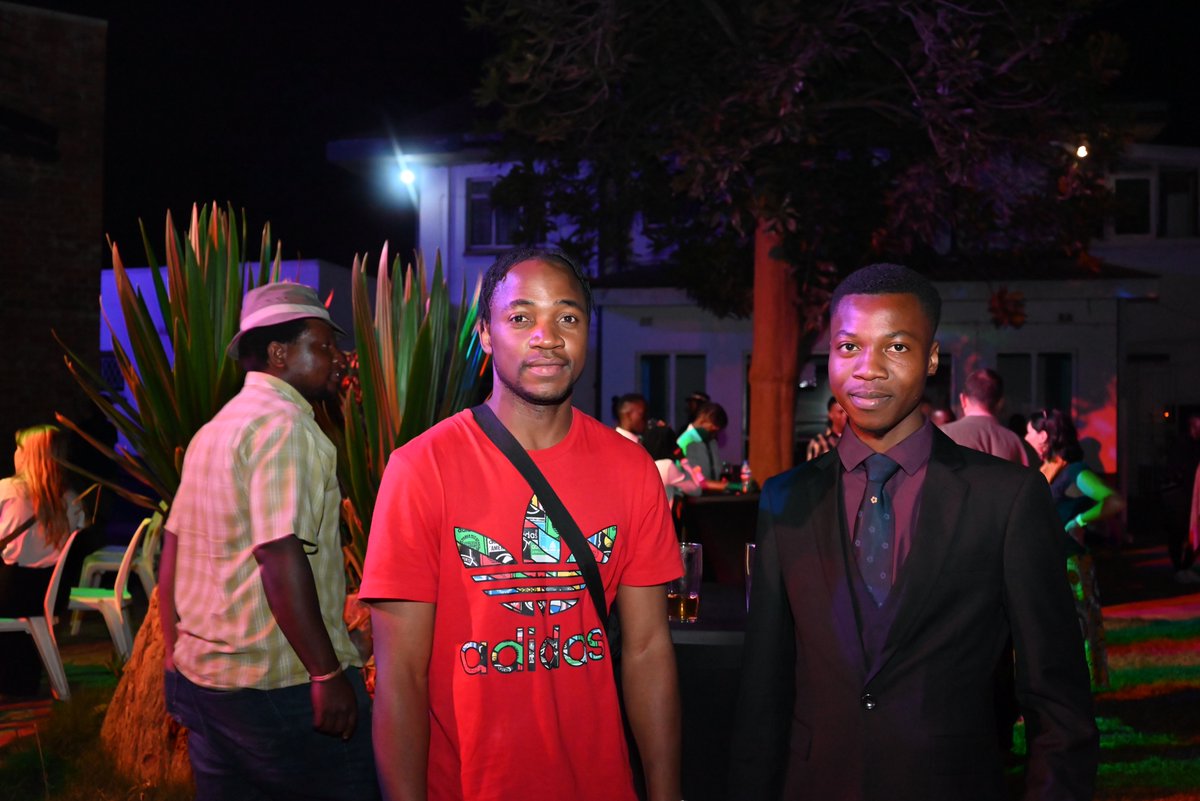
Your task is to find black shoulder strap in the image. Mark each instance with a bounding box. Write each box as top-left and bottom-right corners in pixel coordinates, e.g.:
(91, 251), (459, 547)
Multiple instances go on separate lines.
(469, 404), (608, 623)
(0, 515), (37, 551)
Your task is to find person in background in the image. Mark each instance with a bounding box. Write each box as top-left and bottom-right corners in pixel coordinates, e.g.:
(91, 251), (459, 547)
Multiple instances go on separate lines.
(1185, 459), (1200, 583)
(1026, 408), (1124, 689)
(679, 390), (710, 439)
(159, 282), (378, 801)
(677, 402), (730, 492)
(929, 405), (956, 426)
(0, 425), (84, 697)
(1167, 413), (1200, 576)
(613, 393), (648, 443)
(362, 247), (682, 801)
(941, 368), (1029, 751)
(643, 424), (702, 505)
(942, 368), (1028, 465)
(732, 264), (1096, 801)
(805, 396), (848, 461)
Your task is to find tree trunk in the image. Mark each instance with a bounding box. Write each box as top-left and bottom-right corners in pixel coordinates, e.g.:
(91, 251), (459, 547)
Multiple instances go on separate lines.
(747, 219), (801, 483)
(99, 586), (192, 790)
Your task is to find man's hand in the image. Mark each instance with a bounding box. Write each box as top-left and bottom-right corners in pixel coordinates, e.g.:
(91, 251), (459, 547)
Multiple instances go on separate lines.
(311, 671), (358, 740)
(253, 534), (355, 738)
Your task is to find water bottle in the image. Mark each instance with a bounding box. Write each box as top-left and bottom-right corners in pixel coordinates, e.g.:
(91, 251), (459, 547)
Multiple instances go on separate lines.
(739, 460), (752, 494)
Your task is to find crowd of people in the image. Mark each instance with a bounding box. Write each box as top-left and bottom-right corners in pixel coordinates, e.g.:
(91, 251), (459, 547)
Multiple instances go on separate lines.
(8, 246), (1199, 801)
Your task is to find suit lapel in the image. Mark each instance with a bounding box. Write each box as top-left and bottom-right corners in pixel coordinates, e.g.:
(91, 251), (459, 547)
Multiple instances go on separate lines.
(804, 456), (867, 677)
(868, 431), (968, 683)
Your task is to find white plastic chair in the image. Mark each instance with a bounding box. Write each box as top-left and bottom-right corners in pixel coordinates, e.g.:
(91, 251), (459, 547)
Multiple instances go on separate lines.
(68, 521), (144, 660)
(70, 518), (156, 636)
(79, 516), (158, 597)
(0, 530), (79, 701)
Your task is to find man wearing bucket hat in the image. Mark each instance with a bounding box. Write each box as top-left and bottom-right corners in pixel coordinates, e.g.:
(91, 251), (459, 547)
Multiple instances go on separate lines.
(159, 282), (380, 800)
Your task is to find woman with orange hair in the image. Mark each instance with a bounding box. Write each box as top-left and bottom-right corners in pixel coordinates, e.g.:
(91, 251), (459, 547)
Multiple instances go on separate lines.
(0, 425), (84, 697)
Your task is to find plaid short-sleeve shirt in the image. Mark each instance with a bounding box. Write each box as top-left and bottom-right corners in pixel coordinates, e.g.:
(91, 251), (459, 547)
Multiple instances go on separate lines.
(166, 372), (359, 690)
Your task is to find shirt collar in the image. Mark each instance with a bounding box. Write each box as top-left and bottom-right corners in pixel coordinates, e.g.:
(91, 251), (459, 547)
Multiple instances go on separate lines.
(837, 418), (935, 476)
(245, 371), (314, 418)
(615, 426), (640, 443)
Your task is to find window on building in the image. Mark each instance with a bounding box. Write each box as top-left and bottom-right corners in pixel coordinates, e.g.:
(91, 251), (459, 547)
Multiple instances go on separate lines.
(639, 353), (706, 430)
(1113, 176), (1152, 236)
(997, 354), (1032, 413)
(466, 179), (520, 250)
(1038, 353), (1074, 413)
(997, 351), (1074, 417)
(1159, 169), (1199, 238)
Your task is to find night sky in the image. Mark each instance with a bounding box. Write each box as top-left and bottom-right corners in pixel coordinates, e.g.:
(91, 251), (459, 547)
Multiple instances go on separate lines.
(23, 0), (489, 266)
(17, 0), (1200, 268)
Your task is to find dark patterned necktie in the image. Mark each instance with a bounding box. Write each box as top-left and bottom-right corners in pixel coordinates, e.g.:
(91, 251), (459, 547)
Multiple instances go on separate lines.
(855, 453), (901, 606)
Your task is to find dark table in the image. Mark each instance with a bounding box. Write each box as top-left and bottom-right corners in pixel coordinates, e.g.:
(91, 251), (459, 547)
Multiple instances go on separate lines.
(680, 493), (759, 586)
(669, 583), (746, 801)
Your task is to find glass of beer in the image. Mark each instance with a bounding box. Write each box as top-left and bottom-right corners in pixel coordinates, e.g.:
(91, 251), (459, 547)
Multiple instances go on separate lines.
(668, 542), (703, 623)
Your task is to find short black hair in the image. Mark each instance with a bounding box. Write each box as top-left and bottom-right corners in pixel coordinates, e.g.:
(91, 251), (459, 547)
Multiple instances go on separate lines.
(480, 246), (593, 323)
(642, 425), (680, 462)
(236, 318), (310, 372)
(963, 368), (1005, 413)
(696, 401), (728, 430)
(611, 392), (646, 421)
(830, 263), (941, 331)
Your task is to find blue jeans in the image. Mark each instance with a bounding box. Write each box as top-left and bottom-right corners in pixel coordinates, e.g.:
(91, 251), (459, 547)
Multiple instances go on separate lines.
(165, 668), (380, 801)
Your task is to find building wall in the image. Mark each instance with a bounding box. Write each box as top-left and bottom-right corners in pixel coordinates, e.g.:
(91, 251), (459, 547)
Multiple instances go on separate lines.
(0, 4), (106, 468)
(938, 279), (1157, 475)
(1091, 238), (1200, 496)
(405, 152), (1178, 481)
(594, 288), (752, 466)
(416, 161), (515, 300)
(593, 279), (1152, 479)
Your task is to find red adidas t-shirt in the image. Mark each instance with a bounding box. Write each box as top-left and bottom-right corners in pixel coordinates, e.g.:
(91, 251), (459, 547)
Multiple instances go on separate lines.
(360, 409), (681, 801)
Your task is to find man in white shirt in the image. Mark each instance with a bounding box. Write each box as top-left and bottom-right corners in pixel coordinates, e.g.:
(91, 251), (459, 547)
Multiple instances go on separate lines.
(613, 393), (648, 443)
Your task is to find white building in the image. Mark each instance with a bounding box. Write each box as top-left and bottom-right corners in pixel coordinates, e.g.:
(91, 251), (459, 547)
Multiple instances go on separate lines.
(328, 135), (1199, 502)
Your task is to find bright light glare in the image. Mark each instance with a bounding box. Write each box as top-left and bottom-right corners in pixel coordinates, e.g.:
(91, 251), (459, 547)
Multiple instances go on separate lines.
(1076, 144), (1089, 159)
(399, 168), (416, 185)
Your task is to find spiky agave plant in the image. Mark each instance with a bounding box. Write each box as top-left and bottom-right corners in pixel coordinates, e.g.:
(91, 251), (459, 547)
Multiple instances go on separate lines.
(334, 245), (490, 582)
(55, 202), (278, 509)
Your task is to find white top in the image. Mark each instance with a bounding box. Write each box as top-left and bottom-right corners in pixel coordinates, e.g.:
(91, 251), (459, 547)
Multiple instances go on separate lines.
(655, 459), (702, 503)
(0, 477), (84, 568)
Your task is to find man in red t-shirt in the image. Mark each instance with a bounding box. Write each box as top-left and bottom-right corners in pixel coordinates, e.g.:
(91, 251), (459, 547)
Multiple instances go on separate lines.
(360, 248), (683, 801)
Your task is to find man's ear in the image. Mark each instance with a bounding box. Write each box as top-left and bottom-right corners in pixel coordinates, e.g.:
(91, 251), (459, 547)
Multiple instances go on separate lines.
(479, 319), (493, 355)
(267, 340), (289, 369)
(927, 341), (940, 376)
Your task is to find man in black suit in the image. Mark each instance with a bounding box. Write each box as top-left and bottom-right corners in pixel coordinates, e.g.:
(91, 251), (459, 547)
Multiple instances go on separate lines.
(730, 264), (1097, 801)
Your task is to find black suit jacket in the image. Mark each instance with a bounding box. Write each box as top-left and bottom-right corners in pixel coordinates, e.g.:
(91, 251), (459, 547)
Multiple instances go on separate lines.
(730, 430), (1098, 801)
